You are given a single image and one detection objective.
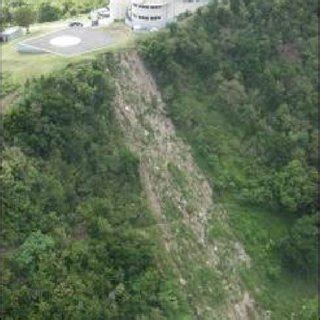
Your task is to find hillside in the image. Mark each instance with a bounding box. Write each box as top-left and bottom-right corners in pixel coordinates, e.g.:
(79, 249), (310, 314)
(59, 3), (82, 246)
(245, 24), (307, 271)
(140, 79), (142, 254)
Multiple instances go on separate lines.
(138, 0), (318, 318)
(1, 54), (256, 319)
(1, 60), (188, 319)
(110, 50), (257, 319)
(1, 0), (318, 319)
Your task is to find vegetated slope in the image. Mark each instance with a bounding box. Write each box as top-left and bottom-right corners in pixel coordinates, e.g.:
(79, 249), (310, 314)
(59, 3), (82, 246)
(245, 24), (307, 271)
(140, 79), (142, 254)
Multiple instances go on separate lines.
(1, 53), (259, 320)
(1, 59), (188, 319)
(110, 50), (258, 319)
(2, 0), (317, 318)
(139, 0), (318, 318)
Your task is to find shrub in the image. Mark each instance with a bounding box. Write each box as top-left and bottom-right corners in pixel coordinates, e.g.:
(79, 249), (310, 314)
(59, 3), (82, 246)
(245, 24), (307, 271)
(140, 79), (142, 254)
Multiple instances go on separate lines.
(37, 2), (61, 23)
(280, 214), (318, 273)
(13, 5), (36, 32)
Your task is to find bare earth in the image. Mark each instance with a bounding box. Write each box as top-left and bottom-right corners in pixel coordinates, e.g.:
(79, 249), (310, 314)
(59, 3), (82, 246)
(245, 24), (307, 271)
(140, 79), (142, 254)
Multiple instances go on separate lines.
(112, 50), (262, 320)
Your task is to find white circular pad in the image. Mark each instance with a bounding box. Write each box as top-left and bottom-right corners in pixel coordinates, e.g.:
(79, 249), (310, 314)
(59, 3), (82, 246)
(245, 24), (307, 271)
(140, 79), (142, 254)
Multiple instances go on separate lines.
(50, 36), (81, 47)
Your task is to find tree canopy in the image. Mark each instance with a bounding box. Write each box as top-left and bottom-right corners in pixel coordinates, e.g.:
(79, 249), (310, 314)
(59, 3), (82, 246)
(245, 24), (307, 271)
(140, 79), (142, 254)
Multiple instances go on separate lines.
(1, 58), (186, 319)
(139, 0), (318, 311)
(13, 5), (36, 32)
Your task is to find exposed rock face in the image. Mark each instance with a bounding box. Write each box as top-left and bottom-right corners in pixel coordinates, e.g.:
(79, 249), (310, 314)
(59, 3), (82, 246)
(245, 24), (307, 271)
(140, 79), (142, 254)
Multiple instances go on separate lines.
(233, 292), (257, 320)
(111, 50), (261, 319)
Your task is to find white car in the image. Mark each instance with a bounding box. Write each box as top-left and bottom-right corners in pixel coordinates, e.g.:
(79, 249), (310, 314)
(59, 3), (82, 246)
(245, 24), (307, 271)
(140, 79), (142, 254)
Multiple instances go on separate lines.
(97, 8), (110, 18)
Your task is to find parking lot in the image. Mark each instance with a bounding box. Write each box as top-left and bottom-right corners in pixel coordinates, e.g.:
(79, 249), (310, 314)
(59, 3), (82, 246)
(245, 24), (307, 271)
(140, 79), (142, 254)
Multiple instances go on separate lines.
(19, 27), (114, 57)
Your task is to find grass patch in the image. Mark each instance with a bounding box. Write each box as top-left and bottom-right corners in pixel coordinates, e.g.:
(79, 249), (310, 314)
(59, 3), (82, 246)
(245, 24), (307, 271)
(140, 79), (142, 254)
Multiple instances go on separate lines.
(163, 198), (181, 222)
(227, 202), (317, 319)
(167, 162), (188, 191)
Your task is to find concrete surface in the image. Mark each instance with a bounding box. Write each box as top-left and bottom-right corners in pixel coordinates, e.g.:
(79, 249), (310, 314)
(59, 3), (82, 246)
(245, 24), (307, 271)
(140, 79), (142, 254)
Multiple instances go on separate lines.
(18, 27), (113, 57)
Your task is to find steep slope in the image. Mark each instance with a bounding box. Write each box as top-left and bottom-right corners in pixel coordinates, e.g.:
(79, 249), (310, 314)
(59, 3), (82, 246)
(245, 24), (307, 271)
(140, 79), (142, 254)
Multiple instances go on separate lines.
(1, 61), (187, 319)
(3, 1), (316, 316)
(137, 0), (318, 318)
(110, 51), (260, 319)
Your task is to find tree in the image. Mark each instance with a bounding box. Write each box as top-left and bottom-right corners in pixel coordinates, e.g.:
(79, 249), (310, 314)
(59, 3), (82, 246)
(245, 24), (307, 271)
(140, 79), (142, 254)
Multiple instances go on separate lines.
(14, 6), (36, 33)
(13, 231), (55, 273)
(61, 0), (76, 16)
(280, 214), (318, 273)
(37, 2), (61, 23)
(230, 0), (241, 14)
(274, 160), (317, 213)
(0, 7), (13, 30)
(7, 0), (26, 8)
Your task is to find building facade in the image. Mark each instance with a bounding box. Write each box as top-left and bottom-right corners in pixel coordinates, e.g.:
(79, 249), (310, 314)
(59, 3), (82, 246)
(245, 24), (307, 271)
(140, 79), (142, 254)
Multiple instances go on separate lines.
(110, 0), (209, 30)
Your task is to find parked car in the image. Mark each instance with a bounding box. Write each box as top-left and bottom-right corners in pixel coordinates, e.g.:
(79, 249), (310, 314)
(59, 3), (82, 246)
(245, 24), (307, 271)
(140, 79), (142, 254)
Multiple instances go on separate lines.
(0, 27), (23, 42)
(69, 22), (84, 27)
(92, 20), (99, 27)
(97, 8), (110, 18)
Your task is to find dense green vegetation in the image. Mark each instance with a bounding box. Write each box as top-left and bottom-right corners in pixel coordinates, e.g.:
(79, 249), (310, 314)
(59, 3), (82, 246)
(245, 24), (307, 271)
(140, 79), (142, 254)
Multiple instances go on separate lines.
(1, 58), (188, 319)
(139, 0), (318, 317)
(1, 0), (318, 318)
(1, 0), (107, 28)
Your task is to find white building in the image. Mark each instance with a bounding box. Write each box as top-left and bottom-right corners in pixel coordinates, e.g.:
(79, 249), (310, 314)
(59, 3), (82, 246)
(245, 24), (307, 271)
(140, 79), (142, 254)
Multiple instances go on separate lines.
(110, 0), (131, 20)
(110, 0), (209, 31)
